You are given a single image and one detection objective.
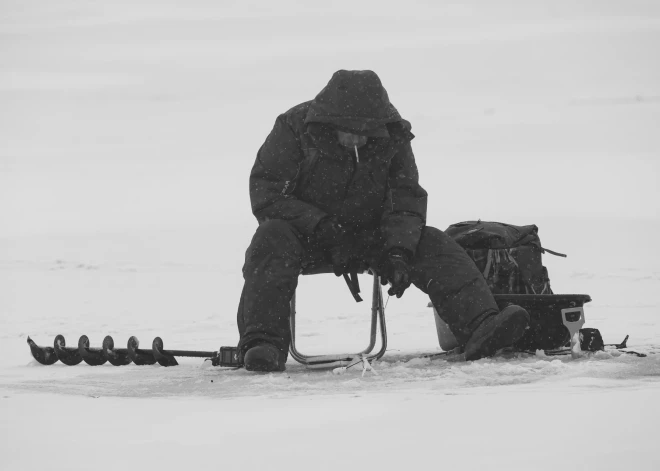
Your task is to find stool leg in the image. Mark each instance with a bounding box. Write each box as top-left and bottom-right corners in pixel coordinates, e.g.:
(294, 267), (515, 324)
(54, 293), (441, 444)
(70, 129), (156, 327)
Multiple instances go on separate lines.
(288, 271), (388, 368)
(372, 271), (388, 361)
(289, 291), (303, 361)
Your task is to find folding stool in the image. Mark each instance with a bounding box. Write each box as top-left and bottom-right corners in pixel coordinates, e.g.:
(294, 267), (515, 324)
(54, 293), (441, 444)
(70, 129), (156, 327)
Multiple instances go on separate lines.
(289, 269), (387, 369)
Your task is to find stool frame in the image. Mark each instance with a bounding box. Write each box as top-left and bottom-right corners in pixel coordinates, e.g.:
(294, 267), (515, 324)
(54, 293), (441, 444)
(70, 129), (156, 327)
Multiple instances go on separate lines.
(289, 270), (388, 368)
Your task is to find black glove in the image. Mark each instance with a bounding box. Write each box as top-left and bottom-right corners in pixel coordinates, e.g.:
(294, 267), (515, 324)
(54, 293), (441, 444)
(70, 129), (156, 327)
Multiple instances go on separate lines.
(380, 248), (412, 298)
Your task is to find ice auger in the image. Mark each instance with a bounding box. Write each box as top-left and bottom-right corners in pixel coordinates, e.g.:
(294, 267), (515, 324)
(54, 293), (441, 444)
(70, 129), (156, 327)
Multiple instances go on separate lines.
(27, 270), (388, 370)
(27, 335), (242, 367)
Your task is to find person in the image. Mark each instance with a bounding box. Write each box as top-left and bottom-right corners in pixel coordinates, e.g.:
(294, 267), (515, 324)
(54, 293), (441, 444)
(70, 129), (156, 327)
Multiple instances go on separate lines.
(237, 70), (530, 372)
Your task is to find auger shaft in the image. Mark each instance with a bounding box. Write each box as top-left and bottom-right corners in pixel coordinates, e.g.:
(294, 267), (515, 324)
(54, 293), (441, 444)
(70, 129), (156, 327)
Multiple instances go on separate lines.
(153, 349), (215, 357)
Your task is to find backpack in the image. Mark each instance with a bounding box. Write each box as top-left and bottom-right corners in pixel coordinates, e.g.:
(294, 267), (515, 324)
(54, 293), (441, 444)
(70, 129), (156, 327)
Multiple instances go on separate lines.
(445, 220), (578, 351)
(445, 221), (565, 295)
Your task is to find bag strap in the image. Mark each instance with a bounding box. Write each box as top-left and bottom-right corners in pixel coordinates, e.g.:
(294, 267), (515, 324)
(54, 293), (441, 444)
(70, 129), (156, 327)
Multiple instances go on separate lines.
(343, 272), (363, 302)
(541, 246), (567, 257)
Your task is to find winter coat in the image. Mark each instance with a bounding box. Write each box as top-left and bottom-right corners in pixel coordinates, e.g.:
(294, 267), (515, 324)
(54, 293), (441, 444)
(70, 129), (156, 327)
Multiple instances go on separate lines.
(249, 70), (428, 256)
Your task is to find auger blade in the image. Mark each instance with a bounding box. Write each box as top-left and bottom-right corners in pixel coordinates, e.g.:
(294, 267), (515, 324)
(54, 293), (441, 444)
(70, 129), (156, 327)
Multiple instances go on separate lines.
(27, 337), (59, 365)
(151, 337), (178, 367)
(127, 336), (157, 365)
(54, 335), (83, 366)
(102, 336), (132, 366)
(78, 335), (107, 366)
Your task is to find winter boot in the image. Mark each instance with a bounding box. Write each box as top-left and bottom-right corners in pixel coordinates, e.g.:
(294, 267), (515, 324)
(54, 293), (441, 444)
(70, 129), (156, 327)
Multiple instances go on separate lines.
(244, 342), (286, 372)
(464, 305), (530, 361)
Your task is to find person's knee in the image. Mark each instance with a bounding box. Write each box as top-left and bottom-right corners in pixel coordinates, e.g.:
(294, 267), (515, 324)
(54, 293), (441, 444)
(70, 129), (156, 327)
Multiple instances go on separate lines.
(246, 219), (303, 269)
(421, 225), (442, 238)
(250, 219), (302, 251)
(414, 225), (473, 265)
(255, 219), (297, 240)
(416, 226), (451, 253)
(411, 226), (448, 269)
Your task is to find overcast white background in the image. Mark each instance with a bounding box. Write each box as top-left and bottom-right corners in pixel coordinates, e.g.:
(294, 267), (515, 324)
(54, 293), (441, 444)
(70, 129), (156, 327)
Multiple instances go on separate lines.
(1, 1), (659, 470)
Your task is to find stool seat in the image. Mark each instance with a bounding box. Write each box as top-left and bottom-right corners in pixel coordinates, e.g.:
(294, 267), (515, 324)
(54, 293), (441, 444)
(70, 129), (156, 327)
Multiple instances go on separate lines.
(289, 269), (387, 368)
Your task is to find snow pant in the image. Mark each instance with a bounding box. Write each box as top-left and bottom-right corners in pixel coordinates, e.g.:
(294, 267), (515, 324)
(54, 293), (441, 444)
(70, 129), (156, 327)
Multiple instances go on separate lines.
(236, 219), (499, 359)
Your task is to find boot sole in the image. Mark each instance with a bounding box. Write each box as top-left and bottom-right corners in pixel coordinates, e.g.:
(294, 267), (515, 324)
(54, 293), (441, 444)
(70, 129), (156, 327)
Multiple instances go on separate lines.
(244, 359), (285, 372)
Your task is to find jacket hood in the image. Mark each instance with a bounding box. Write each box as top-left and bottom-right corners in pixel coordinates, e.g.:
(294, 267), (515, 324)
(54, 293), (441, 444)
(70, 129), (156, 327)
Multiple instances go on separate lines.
(305, 70), (402, 137)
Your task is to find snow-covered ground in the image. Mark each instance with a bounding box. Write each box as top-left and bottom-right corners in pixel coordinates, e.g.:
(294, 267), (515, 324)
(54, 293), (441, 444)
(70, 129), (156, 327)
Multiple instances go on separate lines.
(1, 1), (659, 469)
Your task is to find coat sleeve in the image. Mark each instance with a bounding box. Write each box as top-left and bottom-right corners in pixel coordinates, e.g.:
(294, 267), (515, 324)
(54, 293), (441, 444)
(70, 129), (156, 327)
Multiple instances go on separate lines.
(381, 140), (428, 256)
(250, 115), (328, 236)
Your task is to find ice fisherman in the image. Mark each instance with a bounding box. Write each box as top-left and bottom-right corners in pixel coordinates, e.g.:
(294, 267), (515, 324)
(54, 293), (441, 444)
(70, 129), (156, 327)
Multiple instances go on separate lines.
(237, 70), (530, 372)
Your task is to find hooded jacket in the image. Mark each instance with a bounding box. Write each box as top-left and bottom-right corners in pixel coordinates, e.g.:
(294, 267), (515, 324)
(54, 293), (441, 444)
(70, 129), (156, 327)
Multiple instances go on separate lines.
(249, 70), (428, 256)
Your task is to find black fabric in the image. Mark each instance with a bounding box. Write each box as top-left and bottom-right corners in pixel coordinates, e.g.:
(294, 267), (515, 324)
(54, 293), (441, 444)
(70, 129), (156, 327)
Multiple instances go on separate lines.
(445, 221), (542, 250)
(313, 216), (347, 247)
(249, 70), (427, 256)
(304, 70), (402, 135)
(446, 221), (554, 295)
(237, 220), (499, 355)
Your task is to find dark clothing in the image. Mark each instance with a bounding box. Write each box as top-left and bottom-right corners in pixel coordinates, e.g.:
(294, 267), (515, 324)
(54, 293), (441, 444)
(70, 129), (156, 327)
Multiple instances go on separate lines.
(238, 70), (498, 359)
(305, 70), (402, 137)
(237, 220), (499, 355)
(249, 70), (427, 256)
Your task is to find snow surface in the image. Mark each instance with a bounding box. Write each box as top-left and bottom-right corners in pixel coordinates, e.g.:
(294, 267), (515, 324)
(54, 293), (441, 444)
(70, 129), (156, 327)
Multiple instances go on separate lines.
(1, 1), (659, 470)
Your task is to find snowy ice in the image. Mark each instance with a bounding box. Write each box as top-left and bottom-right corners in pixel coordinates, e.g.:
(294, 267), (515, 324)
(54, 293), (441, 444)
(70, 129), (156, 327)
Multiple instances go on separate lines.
(1, 1), (659, 470)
